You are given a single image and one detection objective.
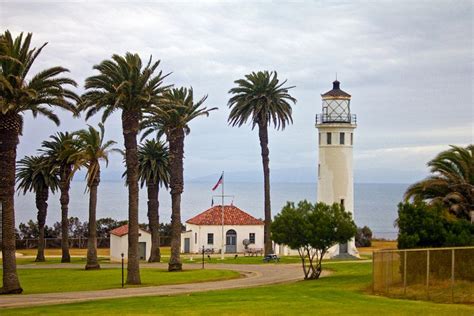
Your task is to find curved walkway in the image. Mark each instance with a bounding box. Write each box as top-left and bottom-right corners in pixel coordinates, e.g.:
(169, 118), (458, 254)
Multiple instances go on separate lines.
(0, 263), (310, 309)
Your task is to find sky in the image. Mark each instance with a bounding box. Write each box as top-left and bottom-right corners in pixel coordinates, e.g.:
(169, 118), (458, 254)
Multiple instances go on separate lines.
(1, 0), (473, 184)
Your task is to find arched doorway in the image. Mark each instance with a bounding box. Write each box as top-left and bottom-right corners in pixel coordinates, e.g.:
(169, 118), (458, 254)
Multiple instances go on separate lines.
(226, 229), (237, 253)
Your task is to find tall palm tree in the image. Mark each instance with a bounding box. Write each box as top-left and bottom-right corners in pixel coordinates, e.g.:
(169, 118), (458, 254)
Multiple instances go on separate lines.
(228, 71), (296, 255)
(80, 53), (170, 284)
(142, 87), (216, 271)
(16, 155), (59, 262)
(138, 139), (169, 262)
(41, 132), (82, 263)
(72, 123), (118, 269)
(404, 145), (474, 221)
(0, 30), (78, 294)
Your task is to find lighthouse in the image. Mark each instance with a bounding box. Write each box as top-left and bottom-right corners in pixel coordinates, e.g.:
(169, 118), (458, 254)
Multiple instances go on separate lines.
(316, 80), (358, 257)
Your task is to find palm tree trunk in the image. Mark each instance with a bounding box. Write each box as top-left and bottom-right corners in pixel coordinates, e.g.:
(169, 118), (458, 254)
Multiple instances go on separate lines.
(86, 169), (100, 270)
(258, 121), (273, 255)
(0, 113), (23, 294)
(168, 128), (184, 272)
(122, 110), (141, 284)
(35, 187), (49, 262)
(59, 166), (72, 263)
(147, 182), (161, 262)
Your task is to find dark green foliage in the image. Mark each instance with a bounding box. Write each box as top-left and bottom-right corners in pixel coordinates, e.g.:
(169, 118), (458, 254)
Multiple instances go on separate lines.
(355, 226), (372, 247)
(404, 145), (474, 221)
(396, 200), (474, 249)
(272, 200), (357, 279)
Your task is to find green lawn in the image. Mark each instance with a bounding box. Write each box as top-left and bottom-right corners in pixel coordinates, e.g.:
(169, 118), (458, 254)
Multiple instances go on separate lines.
(3, 262), (472, 315)
(0, 268), (240, 295)
(2, 256), (110, 265)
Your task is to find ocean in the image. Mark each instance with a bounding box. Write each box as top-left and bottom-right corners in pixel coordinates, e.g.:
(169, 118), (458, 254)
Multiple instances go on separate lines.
(14, 181), (408, 240)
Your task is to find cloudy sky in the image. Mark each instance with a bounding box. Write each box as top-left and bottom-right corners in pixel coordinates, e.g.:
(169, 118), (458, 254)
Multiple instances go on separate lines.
(2, 0), (473, 183)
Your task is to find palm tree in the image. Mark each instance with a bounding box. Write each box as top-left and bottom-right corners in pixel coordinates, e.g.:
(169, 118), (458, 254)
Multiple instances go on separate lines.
(72, 123), (118, 269)
(228, 71), (296, 255)
(80, 53), (170, 284)
(138, 139), (169, 262)
(404, 145), (474, 221)
(16, 155), (59, 262)
(142, 87), (216, 271)
(0, 31), (78, 294)
(41, 132), (82, 263)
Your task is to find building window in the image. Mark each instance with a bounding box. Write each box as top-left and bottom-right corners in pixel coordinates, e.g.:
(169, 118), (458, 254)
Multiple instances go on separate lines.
(351, 133), (353, 145)
(195, 233), (197, 244)
(249, 233), (255, 244)
(207, 233), (214, 245)
(340, 132), (345, 145)
(327, 132), (332, 145)
(318, 164), (320, 178)
(340, 199), (345, 207)
(318, 133), (321, 145)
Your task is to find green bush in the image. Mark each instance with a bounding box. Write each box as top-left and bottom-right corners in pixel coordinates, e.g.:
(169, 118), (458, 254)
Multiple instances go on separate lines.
(355, 226), (372, 247)
(396, 200), (474, 249)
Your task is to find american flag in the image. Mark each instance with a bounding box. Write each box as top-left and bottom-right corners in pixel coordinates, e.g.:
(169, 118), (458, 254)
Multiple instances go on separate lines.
(212, 173), (223, 191)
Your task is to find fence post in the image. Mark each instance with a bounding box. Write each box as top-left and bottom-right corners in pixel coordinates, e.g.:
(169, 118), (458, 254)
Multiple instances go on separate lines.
(451, 248), (455, 303)
(403, 250), (407, 296)
(426, 249), (430, 300)
(372, 252), (375, 293)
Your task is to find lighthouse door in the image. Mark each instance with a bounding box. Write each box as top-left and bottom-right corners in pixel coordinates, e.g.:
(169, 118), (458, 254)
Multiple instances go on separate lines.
(339, 242), (348, 254)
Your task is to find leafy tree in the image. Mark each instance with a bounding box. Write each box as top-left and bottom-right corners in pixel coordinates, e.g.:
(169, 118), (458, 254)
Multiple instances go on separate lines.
(0, 30), (78, 294)
(404, 145), (474, 221)
(97, 218), (128, 239)
(355, 226), (372, 247)
(41, 132), (82, 262)
(80, 53), (170, 284)
(272, 201), (356, 280)
(228, 71), (296, 255)
(18, 220), (39, 239)
(396, 200), (474, 249)
(138, 139), (169, 262)
(72, 123), (118, 269)
(16, 155), (59, 261)
(142, 87), (216, 271)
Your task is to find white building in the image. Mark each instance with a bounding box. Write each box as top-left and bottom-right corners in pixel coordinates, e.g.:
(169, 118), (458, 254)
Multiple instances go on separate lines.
(316, 80), (358, 257)
(109, 224), (152, 262)
(181, 205), (264, 254)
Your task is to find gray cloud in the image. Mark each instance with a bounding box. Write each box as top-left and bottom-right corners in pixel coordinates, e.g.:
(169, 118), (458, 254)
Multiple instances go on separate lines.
(1, 0), (472, 183)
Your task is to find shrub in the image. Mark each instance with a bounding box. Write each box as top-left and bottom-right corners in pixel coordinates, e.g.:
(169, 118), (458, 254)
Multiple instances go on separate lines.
(355, 226), (372, 247)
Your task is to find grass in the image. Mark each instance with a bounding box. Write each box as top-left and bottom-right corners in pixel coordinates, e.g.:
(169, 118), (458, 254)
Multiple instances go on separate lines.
(3, 262), (473, 315)
(2, 256), (110, 265)
(183, 255), (303, 264)
(0, 268), (240, 295)
(16, 248), (111, 257)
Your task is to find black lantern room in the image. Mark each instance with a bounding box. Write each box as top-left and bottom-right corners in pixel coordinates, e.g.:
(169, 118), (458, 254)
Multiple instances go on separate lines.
(316, 80), (356, 124)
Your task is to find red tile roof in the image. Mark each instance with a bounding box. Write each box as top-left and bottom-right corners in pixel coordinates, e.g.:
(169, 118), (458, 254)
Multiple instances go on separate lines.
(110, 224), (149, 237)
(186, 205), (264, 226)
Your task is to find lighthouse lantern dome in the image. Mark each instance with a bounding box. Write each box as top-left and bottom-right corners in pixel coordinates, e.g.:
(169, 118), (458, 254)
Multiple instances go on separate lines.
(317, 80), (355, 124)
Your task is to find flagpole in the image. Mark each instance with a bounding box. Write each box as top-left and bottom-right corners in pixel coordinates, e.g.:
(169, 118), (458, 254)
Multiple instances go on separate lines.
(221, 171), (225, 260)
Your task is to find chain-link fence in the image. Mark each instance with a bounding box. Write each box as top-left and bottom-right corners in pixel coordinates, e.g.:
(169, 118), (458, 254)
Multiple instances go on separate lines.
(373, 246), (473, 304)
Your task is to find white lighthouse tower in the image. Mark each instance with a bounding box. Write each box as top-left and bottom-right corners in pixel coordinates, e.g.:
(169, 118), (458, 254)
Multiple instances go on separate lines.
(316, 80), (358, 257)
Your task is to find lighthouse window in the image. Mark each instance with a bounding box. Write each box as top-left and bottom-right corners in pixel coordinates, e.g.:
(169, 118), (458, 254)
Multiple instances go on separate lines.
(340, 132), (345, 145)
(327, 132), (332, 145)
(318, 133), (321, 145)
(318, 164), (320, 178)
(351, 133), (353, 145)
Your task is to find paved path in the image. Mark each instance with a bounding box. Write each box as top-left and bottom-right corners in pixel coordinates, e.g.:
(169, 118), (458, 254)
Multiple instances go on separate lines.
(0, 263), (310, 309)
